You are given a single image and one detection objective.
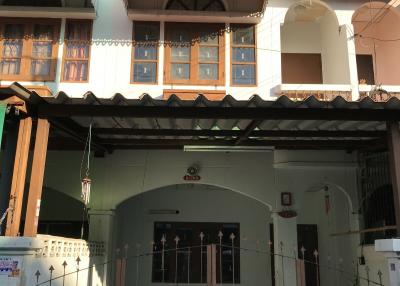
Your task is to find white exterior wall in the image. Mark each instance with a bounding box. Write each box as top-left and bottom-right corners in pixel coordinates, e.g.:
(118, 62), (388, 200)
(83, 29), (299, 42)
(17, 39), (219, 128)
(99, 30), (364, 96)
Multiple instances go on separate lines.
(0, 0), (373, 99)
(37, 149), (372, 285)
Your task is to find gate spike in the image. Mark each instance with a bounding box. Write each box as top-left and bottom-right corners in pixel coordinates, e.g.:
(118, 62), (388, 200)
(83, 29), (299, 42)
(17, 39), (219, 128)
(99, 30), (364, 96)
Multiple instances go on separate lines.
(76, 256), (81, 265)
(49, 265), (54, 271)
(230, 233), (235, 240)
(313, 250), (319, 257)
(35, 270), (41, 284)
(62, 261), (68, 267)
(199, 232), (205, 240)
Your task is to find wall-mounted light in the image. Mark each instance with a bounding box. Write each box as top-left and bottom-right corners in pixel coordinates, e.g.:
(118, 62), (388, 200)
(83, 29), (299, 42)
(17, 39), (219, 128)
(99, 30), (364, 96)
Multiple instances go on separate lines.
(149, 209), (180, 215)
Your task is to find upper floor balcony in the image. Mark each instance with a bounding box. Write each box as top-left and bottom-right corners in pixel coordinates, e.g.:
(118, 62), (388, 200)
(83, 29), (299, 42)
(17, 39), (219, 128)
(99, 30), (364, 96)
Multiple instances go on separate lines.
(0, 0), (96, 19)
(0, 0), (397, 102)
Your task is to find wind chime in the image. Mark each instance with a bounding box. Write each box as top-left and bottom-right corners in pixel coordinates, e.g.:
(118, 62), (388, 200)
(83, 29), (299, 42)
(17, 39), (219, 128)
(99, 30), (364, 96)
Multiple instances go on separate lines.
(81, 124), (93, 206)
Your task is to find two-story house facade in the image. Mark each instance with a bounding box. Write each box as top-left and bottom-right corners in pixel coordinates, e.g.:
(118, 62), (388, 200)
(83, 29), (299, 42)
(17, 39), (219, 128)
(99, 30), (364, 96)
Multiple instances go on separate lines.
(0, 0), (400, 286)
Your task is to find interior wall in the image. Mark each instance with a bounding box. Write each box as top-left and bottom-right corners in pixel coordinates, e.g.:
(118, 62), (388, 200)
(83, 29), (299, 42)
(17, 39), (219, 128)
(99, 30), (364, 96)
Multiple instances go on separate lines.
(281, 22), (322, 53)
(353, 5), (400, 85)
(115, 184), (272, 286)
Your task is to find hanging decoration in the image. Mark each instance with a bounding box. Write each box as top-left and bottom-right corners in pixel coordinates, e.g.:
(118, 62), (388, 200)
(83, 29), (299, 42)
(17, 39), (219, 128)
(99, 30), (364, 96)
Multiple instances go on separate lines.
(81, 123), (93, 206)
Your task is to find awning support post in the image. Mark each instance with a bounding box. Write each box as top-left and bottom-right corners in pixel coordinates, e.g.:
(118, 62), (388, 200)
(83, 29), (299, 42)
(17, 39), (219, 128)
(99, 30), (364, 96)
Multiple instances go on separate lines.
(387, 121), (400, 235)
(24, 118), (50, 237)
(5, 117), (32, 236)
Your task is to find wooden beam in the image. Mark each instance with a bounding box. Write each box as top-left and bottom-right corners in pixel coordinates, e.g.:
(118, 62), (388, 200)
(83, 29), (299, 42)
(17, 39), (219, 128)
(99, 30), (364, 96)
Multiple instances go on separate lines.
(5, 117), (32, 236)
(331, 225), (397, 236)
(23, 119), (50, 237)
(38, 104), (400, 121)
(387, 121), (400, 235)
(50, 118), (109, 154)
(90, 128), (386, 138)
(99, 138), (382, 147)
(235, 120), (262, 145)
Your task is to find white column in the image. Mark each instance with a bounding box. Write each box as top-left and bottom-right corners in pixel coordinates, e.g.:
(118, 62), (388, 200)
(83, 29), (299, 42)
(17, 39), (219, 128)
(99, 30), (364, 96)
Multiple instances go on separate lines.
(225, 23), (231, 95)
(89, 209), (115, 286)
(344, 23), (360, 100)
(55, 18), (66, 83)
(273, 213), (298, 286)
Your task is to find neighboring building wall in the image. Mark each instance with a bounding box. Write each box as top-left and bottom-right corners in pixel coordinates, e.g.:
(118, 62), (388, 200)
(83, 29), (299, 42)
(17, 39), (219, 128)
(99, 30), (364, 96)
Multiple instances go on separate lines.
(353, 4), (400, 85)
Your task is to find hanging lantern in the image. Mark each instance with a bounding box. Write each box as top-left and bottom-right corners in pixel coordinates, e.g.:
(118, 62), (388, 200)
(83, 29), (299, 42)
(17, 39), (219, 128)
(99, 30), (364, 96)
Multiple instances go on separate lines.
(81, 176), (91, 206)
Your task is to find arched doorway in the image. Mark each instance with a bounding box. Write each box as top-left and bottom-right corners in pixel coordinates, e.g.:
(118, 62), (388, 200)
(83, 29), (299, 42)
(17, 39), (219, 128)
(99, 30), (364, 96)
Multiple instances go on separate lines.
(352, 2), (400, 85)
(114, 183), (272, 286)
(280, 0), (350, 84)
(19, 187), (88, 239)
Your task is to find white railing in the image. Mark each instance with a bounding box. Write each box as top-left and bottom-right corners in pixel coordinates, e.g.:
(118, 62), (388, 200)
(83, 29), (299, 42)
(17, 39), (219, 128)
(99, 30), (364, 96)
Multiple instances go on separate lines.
(37, 234), (105, 258)
(276, 83), (353, 101)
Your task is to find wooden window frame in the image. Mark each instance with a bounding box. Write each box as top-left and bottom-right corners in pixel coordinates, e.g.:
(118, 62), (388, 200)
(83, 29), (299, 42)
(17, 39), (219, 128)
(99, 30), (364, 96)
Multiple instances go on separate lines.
(0, 17), (60, 82)
(131, 21), (160, 85)
(164, 22), (225, 86)
(61, 19), (93, 83)
(230, 24), (257, 87)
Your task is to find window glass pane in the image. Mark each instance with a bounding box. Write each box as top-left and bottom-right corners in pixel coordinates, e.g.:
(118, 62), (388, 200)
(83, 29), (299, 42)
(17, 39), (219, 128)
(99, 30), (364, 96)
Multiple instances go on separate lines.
(66, 44), (89, 59)
(171, 63), (190, 79)
(199, 63), (218, 80)
(232, 48), (255, 62)
(3, 41), (22, 57)
(232, 25), (255, 45)
(204, 0), (225, 11)
(133, 62), (157, 83)
(232, 64), (255, 85)
(2, 24), (23, 59)
(134, 46), (157, 60)
(66, 22), (91, 41)
(33, 24), (54, 40)
(199, 29), (219, 45)
(31, 59), (51, 76)
(170, 29), (191, 44)
(33, 42), (52, 58)
(4, 24), (24, 39)
(171, 47), (190, 61)
(134, 23), (159, 42)
(0, 59), (20, 75)
(63, 61), (88, 81)
(199, 47), (218, 62)
(167, 0), (188, 10)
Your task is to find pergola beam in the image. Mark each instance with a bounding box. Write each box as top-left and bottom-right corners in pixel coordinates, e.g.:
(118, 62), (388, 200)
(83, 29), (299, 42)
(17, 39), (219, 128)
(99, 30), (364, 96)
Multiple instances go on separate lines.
(99, 138), (383, 147)
(50, 118), (109, 154)
(235, 120), (263, 145)
(89, 128), (386, 138)
(38, 105), (400, 121)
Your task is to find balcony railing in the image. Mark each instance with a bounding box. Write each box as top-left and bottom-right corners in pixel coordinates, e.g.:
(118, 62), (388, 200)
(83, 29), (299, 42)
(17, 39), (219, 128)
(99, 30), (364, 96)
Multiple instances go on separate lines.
(276, 84), (353, 101)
